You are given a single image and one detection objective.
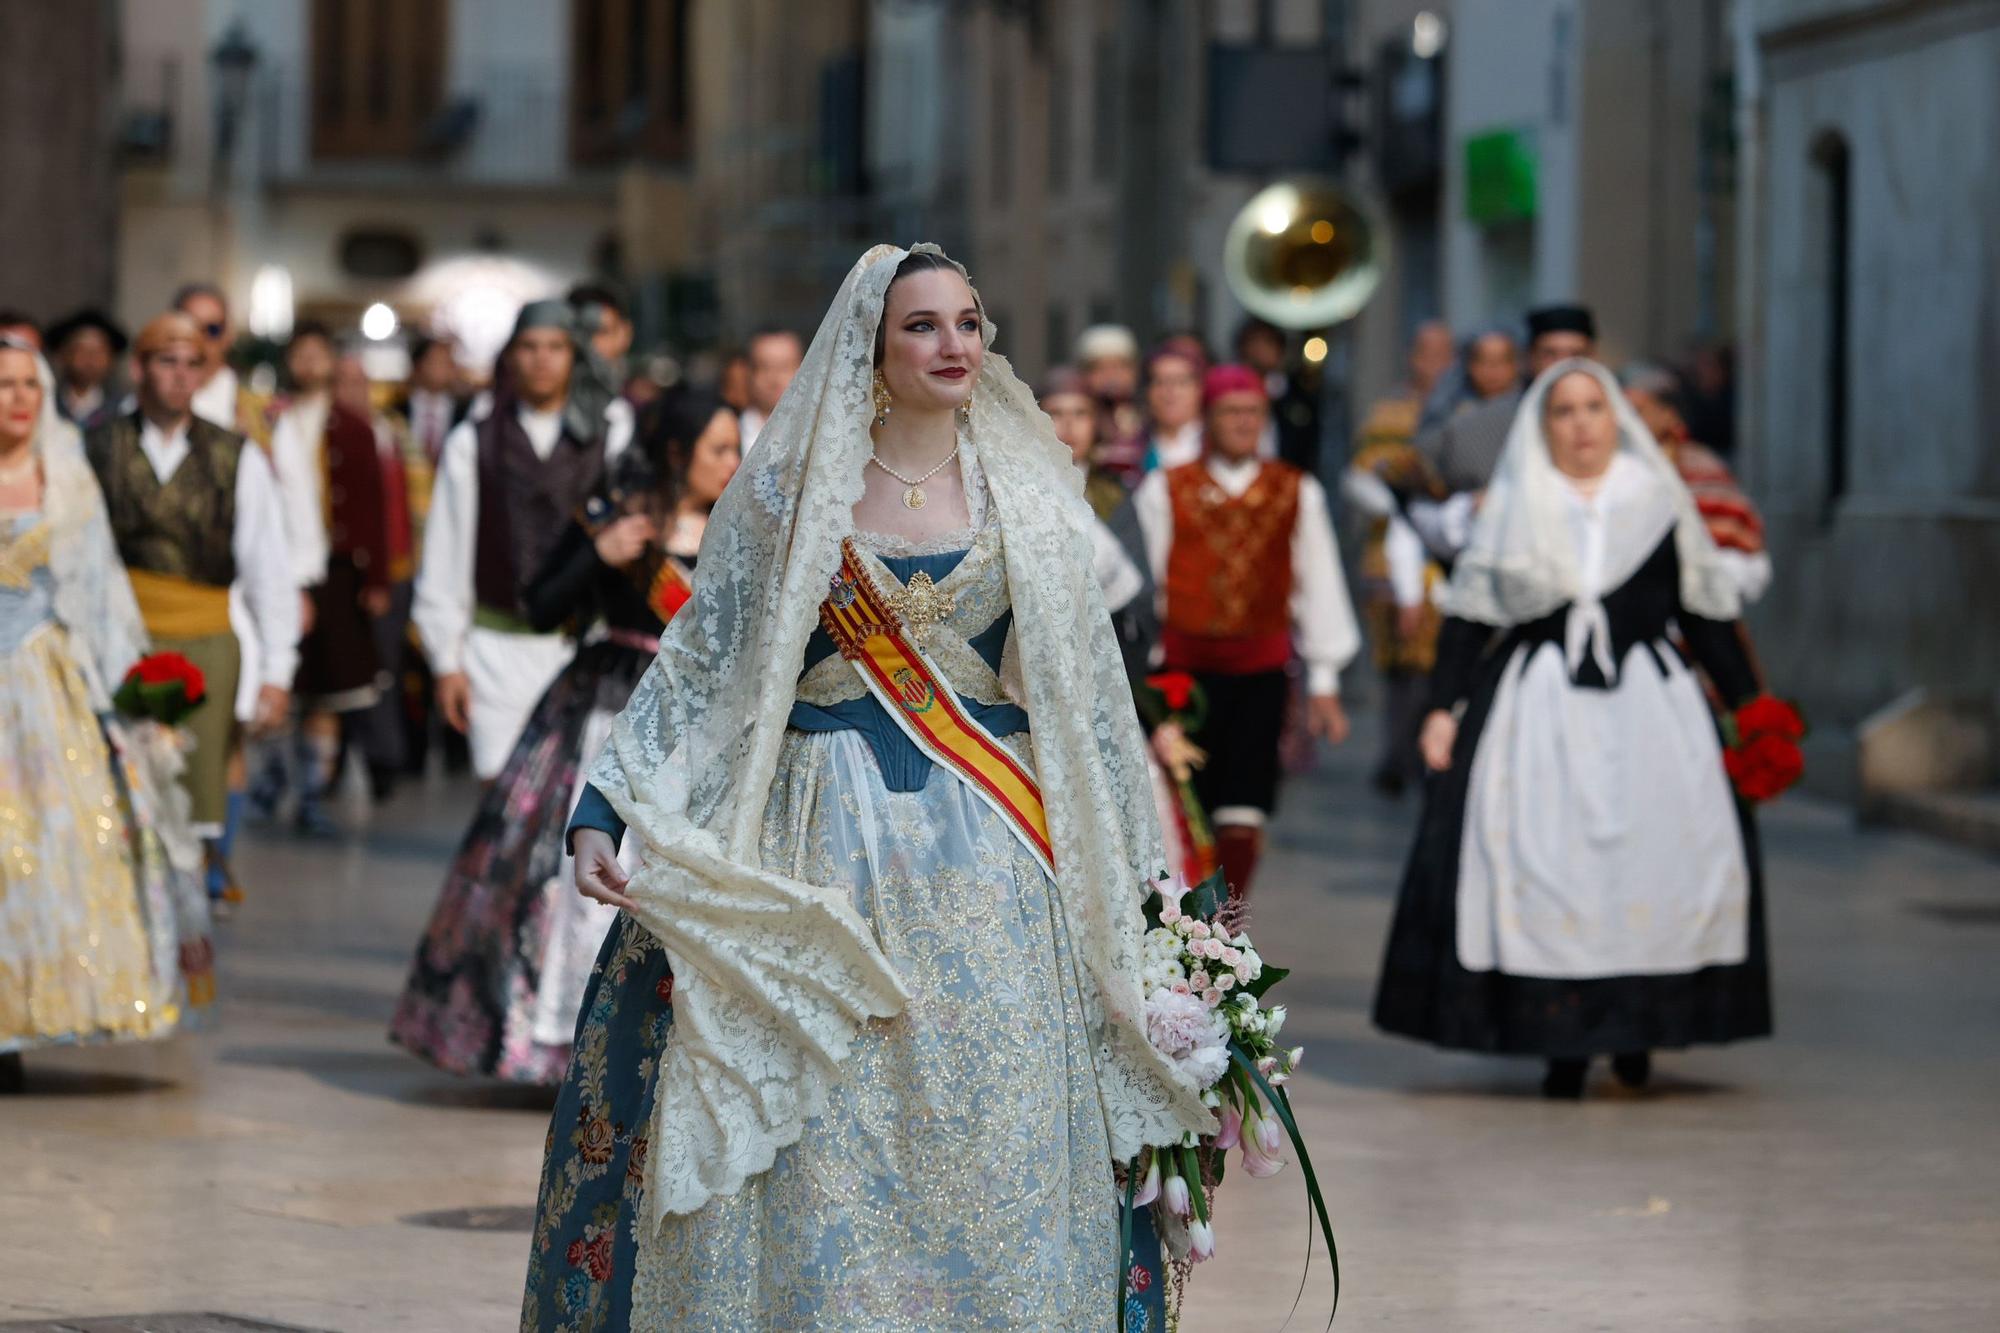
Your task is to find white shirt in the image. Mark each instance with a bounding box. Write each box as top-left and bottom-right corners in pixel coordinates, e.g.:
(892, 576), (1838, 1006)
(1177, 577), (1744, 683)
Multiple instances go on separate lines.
(407, 388), (457, 460)
(1130, 455), (1361, 697)
(1149, 421), (1203, 472)
(740, 406), (770, 451)
(136, 414), (300, 688)
(191, 366), (241, 432)
(269, 395), (333, 589)
(1407, 491), (1480, 563)
(413, 400), (631, 676)
(1339, 466), (1432, 611)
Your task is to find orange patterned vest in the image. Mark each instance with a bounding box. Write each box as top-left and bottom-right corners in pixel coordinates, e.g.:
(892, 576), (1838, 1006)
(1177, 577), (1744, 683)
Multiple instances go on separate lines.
(1162, 460), (1301, 674)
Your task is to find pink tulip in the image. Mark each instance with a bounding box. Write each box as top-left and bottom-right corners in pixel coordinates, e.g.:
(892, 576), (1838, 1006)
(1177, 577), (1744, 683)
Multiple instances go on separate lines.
(1132, 1154), (1161, 1207)
(1239, 1103), (1288, 1178)
(1162, 1170), (1192, 1218)
(1213, 1102), (1243, 1151)
(1256, 1106), (1284, 1153)
(1188, 1218), (1216, 1261)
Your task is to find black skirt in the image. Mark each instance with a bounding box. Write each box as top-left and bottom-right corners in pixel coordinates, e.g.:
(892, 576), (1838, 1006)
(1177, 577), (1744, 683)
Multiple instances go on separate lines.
(1371, 641), (1774, 1060)
(294, 556), (380, 711)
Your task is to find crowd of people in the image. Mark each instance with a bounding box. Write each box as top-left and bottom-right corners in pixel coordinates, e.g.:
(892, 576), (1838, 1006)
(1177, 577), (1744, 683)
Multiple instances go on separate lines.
(2, 243), (1781, 1323)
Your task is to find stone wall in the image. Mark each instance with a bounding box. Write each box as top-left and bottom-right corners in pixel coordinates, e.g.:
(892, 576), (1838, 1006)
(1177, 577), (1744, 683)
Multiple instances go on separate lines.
(0, 0), (119, 321)
(1743, 0), (2000, 723)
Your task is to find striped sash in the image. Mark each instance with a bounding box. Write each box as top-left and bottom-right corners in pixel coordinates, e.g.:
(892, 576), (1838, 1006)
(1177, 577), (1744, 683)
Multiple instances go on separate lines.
(818, 538), (1054, 879)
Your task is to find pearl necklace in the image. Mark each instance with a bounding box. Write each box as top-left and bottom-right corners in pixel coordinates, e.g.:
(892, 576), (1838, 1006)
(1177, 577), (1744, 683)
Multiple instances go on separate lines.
(869, 442), (960, 510)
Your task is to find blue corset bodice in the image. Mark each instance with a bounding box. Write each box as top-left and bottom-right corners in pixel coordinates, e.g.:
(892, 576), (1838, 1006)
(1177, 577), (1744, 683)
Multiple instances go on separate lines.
(0, 515), (56, 657)
(785, 547), (1025, 792)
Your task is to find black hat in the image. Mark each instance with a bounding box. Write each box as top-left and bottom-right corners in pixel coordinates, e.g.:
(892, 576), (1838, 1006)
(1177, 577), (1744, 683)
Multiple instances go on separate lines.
(46, 308), (129, 354)
(1525, 304), (1596, 342)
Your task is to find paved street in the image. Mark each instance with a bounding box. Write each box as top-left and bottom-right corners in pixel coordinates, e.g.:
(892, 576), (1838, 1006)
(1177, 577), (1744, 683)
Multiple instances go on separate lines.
(3, 723), (1997, 1331)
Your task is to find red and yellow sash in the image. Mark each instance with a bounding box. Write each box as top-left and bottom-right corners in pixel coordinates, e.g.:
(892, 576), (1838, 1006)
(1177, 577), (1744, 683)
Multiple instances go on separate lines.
(819, 539), (1054, 878)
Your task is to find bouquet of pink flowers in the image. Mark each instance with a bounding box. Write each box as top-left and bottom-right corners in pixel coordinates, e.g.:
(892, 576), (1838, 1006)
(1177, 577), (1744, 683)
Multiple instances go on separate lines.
(1122, 870), (1337, 1326)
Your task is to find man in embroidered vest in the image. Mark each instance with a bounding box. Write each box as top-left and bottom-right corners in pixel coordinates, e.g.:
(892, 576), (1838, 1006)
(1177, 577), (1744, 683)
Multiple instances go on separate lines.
(84, 312), (299, 890)
(1131, 364), (1361, 905)
(413, 299), (629, 779)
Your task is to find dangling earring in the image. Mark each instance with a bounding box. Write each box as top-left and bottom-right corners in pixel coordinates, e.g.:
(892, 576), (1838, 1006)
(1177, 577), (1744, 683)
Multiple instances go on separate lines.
(872, 369), (893, 427)
(956, 376), (976, 427)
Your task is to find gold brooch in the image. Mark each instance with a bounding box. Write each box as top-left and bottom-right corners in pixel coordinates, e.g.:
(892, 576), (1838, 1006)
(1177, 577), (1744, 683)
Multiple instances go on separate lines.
(887, 569), (955, 632)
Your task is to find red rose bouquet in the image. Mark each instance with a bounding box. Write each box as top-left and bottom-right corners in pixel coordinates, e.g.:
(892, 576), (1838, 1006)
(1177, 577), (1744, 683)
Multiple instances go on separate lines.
(1721, 694), (1807, 804)
(112, 652), (208, 727)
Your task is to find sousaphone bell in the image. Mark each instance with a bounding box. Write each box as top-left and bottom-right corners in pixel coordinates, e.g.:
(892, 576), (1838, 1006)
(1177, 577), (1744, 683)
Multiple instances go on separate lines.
(1223, 178), (1385, 331)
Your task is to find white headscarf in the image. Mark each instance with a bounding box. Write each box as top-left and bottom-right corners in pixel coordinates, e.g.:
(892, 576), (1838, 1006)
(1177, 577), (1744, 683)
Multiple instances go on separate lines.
(1440, 357), (1743, 635)
(4, 339), (150, 706)
(590, 245), (1213, 1227)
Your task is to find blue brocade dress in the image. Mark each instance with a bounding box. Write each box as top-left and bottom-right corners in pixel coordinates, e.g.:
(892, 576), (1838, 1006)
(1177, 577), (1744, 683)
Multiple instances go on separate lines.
(521, 521), (1170, 1331)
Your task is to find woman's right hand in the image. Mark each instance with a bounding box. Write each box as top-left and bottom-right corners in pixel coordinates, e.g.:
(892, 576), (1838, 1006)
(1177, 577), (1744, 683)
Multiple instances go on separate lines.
(574, 829), (638, 912)
(592, 514), (656, 567)
(1419, 709), (1460, 773)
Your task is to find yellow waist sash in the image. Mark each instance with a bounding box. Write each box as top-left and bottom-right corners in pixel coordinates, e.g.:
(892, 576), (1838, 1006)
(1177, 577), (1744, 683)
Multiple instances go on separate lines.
(819, 539), (1055, 879)
(127, 569), (233, 639)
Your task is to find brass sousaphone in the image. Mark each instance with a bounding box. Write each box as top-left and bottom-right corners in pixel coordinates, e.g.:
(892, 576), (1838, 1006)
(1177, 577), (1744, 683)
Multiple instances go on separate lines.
(1223, 177), (1385, 330)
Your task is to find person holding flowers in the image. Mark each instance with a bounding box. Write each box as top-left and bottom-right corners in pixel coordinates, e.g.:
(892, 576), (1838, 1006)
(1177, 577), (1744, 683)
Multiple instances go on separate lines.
(1129, 363), (1362, 907)
(521, 247), (1219, 1330)
(1373, 359), (1787, 1100)
(0, 337), (211, 1091)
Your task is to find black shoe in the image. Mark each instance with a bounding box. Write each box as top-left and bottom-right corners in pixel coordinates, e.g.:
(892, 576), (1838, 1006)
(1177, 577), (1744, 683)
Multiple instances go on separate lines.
(0, 1052), (24, 1094)
(1542, 1058), (1587, 1100)
(1612, 1052), (1652, 1089)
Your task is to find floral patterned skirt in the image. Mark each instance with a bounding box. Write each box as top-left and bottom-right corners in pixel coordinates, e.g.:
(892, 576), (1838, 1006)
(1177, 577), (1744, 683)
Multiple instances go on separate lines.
(390, 642), (648, 1084)
(521, 729), (1170, 1331)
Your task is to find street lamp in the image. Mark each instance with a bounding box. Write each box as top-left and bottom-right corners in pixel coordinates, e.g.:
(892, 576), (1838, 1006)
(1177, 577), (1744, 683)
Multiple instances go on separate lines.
(210, 20), (260, 188)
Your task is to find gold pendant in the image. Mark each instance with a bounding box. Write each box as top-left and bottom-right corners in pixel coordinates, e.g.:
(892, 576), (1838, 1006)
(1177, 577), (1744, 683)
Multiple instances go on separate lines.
(903, 485), (926, 510)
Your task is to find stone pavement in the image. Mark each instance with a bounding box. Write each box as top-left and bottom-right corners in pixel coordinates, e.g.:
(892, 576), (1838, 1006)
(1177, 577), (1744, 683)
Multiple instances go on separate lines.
(3, 729), (1997, 1331)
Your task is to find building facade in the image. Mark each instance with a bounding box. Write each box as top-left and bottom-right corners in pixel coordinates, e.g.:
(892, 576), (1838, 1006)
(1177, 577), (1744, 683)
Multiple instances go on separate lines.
(116, 0), (632, 365)
(1735, 0), (2000, 732)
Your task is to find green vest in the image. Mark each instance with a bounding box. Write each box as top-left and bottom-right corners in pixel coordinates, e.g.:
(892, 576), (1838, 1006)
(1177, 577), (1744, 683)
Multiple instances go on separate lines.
(85, 414), (244, 588)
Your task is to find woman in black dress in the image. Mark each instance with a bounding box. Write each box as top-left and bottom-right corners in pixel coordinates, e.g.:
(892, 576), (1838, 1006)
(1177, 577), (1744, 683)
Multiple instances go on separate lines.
(1373, 359), (1772, 1099)
(390, 386), (739, 1083)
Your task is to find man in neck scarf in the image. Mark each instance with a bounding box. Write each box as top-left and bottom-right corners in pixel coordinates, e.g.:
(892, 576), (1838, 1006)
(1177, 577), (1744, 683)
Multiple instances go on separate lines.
(1129, 364), (1362, 906)
(412, 299), (631, 780)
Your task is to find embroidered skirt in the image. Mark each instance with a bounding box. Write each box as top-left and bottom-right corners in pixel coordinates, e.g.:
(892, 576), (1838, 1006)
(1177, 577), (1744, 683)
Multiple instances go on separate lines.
(522, 729), (1170, 1331)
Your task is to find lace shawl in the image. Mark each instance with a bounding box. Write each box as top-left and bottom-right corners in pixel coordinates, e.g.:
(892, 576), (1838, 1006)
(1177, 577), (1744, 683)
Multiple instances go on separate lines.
(31, 354), (148, 706)
(589, 244), (1214, 1228)
(1440, 357), (1743, 628)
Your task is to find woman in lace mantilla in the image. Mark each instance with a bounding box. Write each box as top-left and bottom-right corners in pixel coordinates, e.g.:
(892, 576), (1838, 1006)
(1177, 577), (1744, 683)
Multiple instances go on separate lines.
(520, 247), (1212, 1330)
(0, 339), (211, 1085)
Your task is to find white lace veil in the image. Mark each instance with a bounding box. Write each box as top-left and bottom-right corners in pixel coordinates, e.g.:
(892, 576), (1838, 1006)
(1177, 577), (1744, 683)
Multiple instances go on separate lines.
(590, 244), (1213, 1226)
(1440, 357), (1743, 627)
(11, 342), (149, 705)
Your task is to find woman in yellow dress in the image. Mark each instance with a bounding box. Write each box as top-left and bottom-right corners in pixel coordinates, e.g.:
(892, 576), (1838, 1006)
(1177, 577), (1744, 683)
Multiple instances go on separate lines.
(0, 338), (210, 1091)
